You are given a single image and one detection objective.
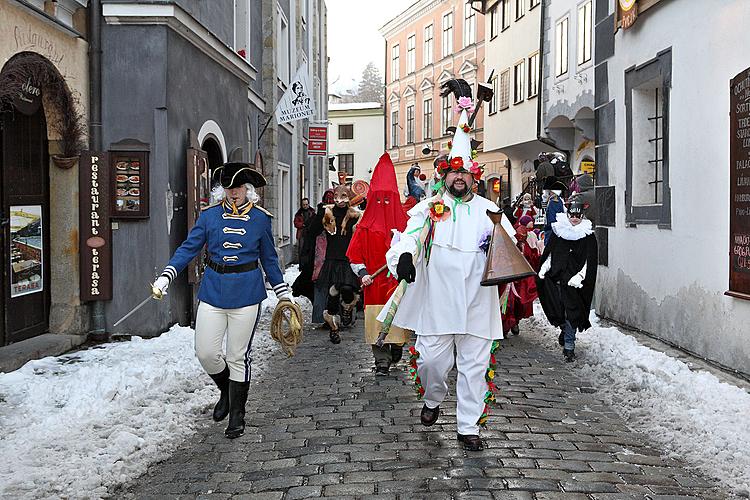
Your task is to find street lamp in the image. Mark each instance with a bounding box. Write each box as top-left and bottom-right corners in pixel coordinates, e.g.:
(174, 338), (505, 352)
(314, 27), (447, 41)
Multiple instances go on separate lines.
(422, 145), (439, 156)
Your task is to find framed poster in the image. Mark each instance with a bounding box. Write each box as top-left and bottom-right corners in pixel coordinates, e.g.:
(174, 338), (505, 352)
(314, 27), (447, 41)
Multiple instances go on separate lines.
(9, 205), (43, 298)
(727, 67), (750, 300)
(111, 149), (149, 219)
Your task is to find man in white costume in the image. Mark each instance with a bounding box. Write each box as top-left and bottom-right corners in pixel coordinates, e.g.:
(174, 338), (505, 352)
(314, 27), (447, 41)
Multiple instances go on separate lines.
(379, 79), (510, 451)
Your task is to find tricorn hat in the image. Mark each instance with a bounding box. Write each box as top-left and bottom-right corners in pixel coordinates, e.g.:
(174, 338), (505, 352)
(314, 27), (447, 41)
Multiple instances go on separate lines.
(543, 175), (567, 192)
(213, 162), (267, 189)
(566, 198), (590, 216)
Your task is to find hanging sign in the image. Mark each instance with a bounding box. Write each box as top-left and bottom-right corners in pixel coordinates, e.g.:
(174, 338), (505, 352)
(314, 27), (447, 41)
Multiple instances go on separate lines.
(580, 161), (596, 174)
(79, 152), (113, 301)
(727, 67), (750, 300)
(618, 0), (638, 30)
(9, 205), (43, 297)
(13, 77), (42, 115)
(276, 62), (316, 124)
(308, 124), (328, 156)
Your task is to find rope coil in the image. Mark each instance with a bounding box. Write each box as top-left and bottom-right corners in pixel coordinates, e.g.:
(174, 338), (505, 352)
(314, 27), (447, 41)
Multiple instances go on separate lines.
(270, 300), (304, 357)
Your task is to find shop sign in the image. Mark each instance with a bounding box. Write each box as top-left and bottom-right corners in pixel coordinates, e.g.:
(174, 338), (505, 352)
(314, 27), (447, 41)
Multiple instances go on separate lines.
(79, 152), (113, 301)
(618, 0), (638, 30)
(9, 205), (43, 298)
(308, 125), (328, 156)
(13, 77), (42, 116)
(727, 67), (750, 300)
(581, 161), (596, 174)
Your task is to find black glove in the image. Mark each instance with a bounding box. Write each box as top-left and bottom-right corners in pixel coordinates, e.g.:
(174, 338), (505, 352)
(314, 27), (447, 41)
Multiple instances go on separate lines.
(396, 253), (416, 283)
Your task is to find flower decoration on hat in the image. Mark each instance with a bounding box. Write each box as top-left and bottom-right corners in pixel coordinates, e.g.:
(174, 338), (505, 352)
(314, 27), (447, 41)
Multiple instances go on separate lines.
(438, 78), (485, 181)
(454, 95), (476, 114)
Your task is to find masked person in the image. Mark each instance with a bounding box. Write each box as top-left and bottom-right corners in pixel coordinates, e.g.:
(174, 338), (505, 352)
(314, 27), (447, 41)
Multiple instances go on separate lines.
(151, 163), (291, 439)
(346, 154), (410, 375)
(306, 184), (361, 343)
(536, 200), (598, 362)
(379, 79), (505, 451)
(543, 176), (567, 242)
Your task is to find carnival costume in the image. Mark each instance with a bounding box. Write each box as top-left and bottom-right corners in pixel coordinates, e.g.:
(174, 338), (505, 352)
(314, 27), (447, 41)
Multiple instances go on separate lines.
(346, 153), (411, 375)
(378, 79), (504, 451)
(152, 162), (291, 439)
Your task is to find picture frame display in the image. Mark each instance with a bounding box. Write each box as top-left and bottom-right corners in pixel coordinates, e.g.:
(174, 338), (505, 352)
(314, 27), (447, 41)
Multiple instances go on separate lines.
(111, 150), (149, 219)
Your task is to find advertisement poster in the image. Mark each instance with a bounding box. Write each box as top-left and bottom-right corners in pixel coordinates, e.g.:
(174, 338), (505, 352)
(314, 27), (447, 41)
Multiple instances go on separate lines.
(9, 205), (43, 298)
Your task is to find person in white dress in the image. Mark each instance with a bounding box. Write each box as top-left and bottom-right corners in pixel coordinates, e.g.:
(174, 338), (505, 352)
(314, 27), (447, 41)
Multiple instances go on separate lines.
(379, 79), (512, 451)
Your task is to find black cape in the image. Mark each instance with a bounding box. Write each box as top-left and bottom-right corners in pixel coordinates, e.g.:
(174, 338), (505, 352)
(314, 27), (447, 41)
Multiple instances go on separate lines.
(536, 231), (598, 331)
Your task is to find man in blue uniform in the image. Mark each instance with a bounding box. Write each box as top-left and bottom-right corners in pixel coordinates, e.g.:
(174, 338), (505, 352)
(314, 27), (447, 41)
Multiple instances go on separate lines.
(152, 162), (291, 439)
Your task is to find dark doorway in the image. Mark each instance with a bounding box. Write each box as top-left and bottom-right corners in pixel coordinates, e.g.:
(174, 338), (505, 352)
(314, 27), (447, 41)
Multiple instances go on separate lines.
(1, 106), (51, 345)
(201, 137), (223, 180)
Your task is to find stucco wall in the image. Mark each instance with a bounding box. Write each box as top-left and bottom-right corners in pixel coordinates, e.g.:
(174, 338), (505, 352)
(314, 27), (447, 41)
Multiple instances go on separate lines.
(1, 2), (91, 336)
(597, 0), (750, 374)
(328, 109), (385, 185)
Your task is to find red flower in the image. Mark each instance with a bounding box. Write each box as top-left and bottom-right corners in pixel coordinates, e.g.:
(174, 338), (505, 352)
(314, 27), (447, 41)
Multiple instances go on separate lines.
(437, 160), (450, 175)
(461, 124), (471, 133)
(450, 157), (464, 170)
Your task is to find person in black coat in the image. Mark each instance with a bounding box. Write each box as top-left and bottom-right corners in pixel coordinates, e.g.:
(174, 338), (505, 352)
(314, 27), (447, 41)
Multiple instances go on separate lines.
(536, 200), (597, 362)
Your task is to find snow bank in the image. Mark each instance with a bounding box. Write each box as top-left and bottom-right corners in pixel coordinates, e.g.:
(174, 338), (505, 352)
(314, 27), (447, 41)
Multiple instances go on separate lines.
(525, 306), (750, 496)
(0, 266), (308, 499)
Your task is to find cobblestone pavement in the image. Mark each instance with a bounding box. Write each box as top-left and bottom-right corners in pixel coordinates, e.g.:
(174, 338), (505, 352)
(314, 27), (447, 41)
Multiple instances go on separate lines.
(118, 319), (728, 500)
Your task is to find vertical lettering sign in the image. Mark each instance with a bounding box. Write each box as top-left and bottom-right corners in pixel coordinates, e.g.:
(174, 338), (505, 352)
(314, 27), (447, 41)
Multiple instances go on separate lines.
(308, 125), (328, 156)
(618, 0), (638, 30)
(79, 152), (113, 301)
(728, 68), (750, 300)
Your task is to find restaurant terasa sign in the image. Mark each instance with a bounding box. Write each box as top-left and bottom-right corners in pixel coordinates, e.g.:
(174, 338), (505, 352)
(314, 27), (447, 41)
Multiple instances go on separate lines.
(79, 152), (113, 301)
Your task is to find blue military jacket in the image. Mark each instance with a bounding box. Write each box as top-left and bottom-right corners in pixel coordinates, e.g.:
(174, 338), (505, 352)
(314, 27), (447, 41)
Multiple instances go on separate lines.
(162, 199), (287, 309)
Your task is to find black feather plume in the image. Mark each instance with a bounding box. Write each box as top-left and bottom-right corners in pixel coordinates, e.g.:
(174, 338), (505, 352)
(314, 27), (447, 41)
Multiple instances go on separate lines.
(439, 78), (472, 101)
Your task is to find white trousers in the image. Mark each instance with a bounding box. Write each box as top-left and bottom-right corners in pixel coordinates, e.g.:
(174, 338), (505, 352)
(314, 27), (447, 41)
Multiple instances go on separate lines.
(195, 302), (261, 382)
(415, 334), (493, 435)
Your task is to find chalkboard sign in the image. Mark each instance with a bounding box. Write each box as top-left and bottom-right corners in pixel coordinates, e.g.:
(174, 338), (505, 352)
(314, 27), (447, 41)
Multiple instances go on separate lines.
(727, 67), (750, 300)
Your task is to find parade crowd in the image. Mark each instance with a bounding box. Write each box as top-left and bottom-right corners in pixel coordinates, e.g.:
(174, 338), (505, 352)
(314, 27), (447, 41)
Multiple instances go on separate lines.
(150, 79), (599, 451)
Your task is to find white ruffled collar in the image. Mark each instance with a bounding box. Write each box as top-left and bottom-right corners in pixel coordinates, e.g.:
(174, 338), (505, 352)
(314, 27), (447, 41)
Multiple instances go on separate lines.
(552, 212), (593, 240)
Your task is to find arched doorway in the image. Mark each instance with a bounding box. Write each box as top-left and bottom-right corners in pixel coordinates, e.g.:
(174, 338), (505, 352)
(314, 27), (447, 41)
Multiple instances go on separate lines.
(0, 105), (51, 345)
(201, 136), (223, 182)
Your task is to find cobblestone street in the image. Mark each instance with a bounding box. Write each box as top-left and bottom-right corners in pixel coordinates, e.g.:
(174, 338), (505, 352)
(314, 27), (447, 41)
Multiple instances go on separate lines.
(119, 320), (728, 500)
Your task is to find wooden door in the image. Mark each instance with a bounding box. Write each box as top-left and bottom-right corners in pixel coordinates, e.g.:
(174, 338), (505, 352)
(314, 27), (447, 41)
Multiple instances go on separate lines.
(1, 108), (50, 345)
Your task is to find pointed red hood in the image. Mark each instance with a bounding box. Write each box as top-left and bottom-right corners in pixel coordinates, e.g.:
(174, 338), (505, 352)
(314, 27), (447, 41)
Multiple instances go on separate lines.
(356, 153), (408, 234)
(369, 153), (400, 194)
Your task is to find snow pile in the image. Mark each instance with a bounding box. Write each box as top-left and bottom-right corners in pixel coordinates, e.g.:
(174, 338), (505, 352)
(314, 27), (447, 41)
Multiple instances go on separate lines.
(525, 306), (750, 496)
(0, 266), (309, 499)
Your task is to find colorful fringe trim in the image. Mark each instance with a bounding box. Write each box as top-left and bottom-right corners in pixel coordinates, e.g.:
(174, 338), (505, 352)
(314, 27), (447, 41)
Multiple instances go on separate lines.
(477, 340), (501, 427)
(407, 346), (425, 399)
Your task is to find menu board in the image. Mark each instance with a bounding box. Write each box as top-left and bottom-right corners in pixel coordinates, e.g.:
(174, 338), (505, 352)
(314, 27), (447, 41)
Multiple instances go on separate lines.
(728, 67), (750, 300)
(111, 151), (149, 218)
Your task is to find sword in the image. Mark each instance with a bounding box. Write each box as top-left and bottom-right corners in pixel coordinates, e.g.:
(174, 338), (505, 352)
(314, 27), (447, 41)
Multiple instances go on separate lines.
(112, 285), (165, 328)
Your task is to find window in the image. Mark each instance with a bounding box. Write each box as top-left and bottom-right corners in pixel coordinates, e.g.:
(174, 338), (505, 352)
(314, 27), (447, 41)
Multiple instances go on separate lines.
(441, 96), (452, 136)
(464, 3), (476, 47)
(501, 0), (511, 30)
(489, 76), (498, 114)
(407, 35), (416, 74)
(490, 5), (499, 39)
(277, 164), (291, 244)
(391, 44), (400, 81)
(406, 105), (415, 143)
(625, 49), (672, 226)
(277, 6), (290, 84)
(234, 0), (250, 59)
(577, 1), (593, 65)
(338, 124), (353, 140)
(424, 25), (434, 65)
(555, 17), (569, 77)
(514, 60), (525, 104)
(528, 52), (539, 98)
(423, 99), (433, 139)
(529, 0), (540, 8)
(515, 0), (524, 20)
(499, 68), (510, 110)
(442, 12), (453, 58)
(338, 154), (354, 177)
(391, 110), (399, 147)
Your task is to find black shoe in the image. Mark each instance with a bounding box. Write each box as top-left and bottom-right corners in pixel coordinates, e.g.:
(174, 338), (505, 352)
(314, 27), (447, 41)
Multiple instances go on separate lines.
(208, 365), (230, 422)
(329, 330), (341, 344)
(375, 365), (390, 376)
(563, 349), (576, 362)
(341, 307), (354, 327)
(420, 404), (440, 427)
(225, 380), (250, 439)
(390, 345), (403, 364)
(558, 331), (565, 347)
(511, 325), (520, 336)
(457, 433), (484, 451)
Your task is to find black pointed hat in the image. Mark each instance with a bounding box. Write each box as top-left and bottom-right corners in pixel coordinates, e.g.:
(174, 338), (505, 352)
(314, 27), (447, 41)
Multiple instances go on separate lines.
(212, 162), (267, 189)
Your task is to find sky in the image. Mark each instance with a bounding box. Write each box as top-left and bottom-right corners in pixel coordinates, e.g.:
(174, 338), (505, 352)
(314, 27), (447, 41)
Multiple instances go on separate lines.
(326, 0), (416, 96)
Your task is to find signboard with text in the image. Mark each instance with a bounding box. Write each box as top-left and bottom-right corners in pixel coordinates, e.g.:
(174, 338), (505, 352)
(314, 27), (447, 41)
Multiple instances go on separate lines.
(728, 68), (750, 300)
(79, 152), (113, 301)
(307, 125), (328, 156)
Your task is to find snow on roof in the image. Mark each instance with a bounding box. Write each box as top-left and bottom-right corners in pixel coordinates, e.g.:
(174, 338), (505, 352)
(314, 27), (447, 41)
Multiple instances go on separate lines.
(328, 102), (383, 111)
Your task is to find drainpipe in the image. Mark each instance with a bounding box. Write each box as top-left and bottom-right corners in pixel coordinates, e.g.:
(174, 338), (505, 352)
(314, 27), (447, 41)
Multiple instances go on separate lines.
(88, 0), (106, 339)
(536, 0), (564, 154)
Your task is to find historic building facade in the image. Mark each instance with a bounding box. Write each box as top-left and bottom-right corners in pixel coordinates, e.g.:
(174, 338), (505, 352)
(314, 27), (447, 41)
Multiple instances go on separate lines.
(328, 101), (384, 185)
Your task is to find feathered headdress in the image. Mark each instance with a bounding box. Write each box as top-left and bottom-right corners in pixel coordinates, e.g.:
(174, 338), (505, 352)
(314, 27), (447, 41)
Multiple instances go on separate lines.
(435, 79), (482, 181)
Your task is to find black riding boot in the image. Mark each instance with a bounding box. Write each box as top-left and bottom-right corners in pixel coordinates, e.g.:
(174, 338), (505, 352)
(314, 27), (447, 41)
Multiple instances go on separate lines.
(225, 380), (250, 439)
(208, 365), (230, 422)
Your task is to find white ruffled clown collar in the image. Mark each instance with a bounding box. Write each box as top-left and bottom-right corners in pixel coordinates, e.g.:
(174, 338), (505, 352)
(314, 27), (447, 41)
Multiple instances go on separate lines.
(552, 211), (593, 240)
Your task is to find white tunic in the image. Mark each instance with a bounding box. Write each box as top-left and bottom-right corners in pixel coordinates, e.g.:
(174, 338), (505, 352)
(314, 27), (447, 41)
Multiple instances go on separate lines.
(378, 192), (508, 340)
